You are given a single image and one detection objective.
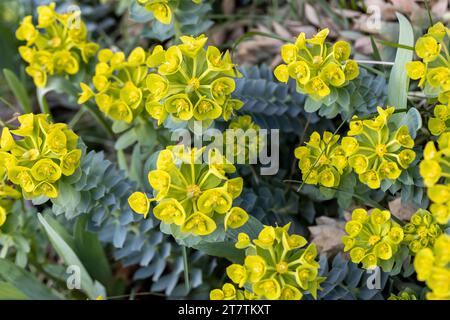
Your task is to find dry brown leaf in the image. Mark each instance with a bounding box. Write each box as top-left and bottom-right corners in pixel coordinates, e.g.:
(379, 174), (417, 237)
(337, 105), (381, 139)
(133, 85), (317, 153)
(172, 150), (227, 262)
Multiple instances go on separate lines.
(432, 0), (449, 18)
(222, 0), (236, 15)
(390, 0), (420, 13)
(305, 4), (320, 26)
(337, 8), (363, 19)
(355, 36), (373, 55)
(272, 21), (292, 39)
(285, 24), (317, 38)
(388, 197), (417, 221)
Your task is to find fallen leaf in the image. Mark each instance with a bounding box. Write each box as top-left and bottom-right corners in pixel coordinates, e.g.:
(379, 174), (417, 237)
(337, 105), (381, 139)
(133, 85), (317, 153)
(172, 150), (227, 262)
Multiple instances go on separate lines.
(305, 4), (320, 26)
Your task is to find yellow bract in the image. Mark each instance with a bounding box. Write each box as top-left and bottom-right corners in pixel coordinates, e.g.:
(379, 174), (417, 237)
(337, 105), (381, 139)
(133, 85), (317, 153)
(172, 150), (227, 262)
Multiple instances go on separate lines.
(145, 35), (242, 126)
(0, 206), (6, 227)
(82, 35), (242, 127)
(223, 115), (262, 164)
(210, 224), (325, 300)
(342, 208), (404, 270)
(403, 209), (442, 254)
(0, 171), (20, 227)
(346, 107), (415, 189)
(274, 29), (359, 100)
(294, 131), (350, 188)
(136, 0), (201, 25)
(407, 22), (450, 104)
(79, 47), (149, 124)
(388, 291), (418, 300)
(128, 146), (248, 237)
(0, 113), (82, 199)
(16, 3), (98, 88)
(420, 133), (450, 224)
(414, 234), (450, 300)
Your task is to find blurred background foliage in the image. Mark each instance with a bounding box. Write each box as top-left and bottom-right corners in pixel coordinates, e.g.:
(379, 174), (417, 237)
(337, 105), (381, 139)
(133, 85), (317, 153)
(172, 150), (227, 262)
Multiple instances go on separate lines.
(0, 0), (448, 300)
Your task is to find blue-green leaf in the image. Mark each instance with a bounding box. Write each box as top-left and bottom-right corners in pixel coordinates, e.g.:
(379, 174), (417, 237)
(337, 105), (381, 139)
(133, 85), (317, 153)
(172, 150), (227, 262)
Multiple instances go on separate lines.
(304, 97), (323, 113)
(0, 259), (62, 300)
(37, 213), (105, 299)
(3, 69), (32, 113)
(387, 13), (414, 109)
(0, 281), (29, 300)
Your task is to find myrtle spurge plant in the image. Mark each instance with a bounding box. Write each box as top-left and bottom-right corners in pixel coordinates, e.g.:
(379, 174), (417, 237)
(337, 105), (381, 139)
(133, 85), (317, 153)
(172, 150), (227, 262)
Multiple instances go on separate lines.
(420, 132), (450, 224)
(342, 208), (404, 270)
(403, 209), (442, 254)
(4, 0), (450, 302)
(128, 146), (248, 236)
(414, 233), (450, 300)
(16, 2), (99, 88)
(145, 35), (243, 126)
(0, 114), (82, 199)
(210, 224), (325, 300)
(344, 107), (416, 189)
(136, 0), (201, 24)
(406, 22), (450, 104)
(294, 131), (350, 188)
(79, 47), (150, 124)
(274, 28), (359, 101)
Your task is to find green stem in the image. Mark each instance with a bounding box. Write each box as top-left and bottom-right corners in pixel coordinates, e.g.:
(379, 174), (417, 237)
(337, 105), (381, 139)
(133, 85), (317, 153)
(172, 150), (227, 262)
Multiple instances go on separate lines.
(84, 101), (115, 138)
(182, 246), (190, 294)
(423, 0), (433, 27)
(69, 108), (88, 128)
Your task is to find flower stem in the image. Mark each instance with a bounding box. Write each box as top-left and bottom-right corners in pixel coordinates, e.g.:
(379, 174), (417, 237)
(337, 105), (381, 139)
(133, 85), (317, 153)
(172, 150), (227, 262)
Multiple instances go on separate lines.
(182, 246), (191, 294)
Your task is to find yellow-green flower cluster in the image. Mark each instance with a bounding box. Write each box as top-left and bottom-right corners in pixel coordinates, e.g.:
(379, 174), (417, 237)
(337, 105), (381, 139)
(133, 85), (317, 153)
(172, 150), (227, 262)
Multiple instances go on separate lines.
(274, 28), (359, 100)
(344, 107), (416, 189)
(414, 233), (450, 300)
(16, 2), (99, 88)
(294, 131), (350, 188)
(403, 209), (442, 254)
(209, 283), (256, 300)
(128, 146), (248, 236)
(224, 115), (262, 163)
(79, 47), (150, 124)
(342, 208), (404, 270)
(210, 224), (325, 300)
(0, 113), (82, 199)
(420, 132), (450, 225)
(0, 182), (21, 228)
(0, 159), (22, 228)
(136, 0), (201, 25)
(145, 35), (242, 126)
(387, 291), (418, 300)
(428, 104), (450, 136)
(406, 22), (450, 104)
